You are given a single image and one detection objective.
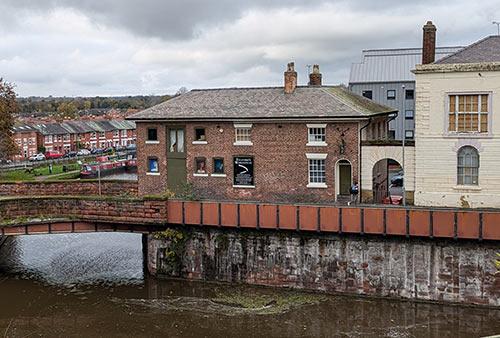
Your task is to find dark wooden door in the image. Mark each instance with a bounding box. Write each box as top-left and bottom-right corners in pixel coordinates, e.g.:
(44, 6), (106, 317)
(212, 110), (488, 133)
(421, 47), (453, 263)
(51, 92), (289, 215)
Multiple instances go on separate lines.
(339, 164), (352, 195)
(167, 127), (186, 195)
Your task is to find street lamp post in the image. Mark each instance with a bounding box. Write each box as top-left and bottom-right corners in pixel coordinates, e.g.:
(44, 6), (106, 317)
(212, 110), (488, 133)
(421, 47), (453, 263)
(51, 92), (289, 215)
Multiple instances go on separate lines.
(97, 164), (102, 196)
(401, 85), (406, 206)
(493, 21), (500, 36)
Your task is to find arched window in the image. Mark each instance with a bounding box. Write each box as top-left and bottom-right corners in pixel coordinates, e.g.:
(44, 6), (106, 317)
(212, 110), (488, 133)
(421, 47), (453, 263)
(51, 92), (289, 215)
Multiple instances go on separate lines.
(457, 146), (479, 185)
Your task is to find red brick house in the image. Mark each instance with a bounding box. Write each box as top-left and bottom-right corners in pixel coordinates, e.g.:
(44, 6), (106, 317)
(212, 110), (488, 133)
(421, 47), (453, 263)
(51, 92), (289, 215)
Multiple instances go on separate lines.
(11, 124), (40, 161)
(10, 120), (137, 161)
(129, 63), (396, 203)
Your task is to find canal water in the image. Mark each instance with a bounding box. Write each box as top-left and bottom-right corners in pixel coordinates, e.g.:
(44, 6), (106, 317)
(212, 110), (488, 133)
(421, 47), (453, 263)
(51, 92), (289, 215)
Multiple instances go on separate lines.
(0, 233), (499, 338)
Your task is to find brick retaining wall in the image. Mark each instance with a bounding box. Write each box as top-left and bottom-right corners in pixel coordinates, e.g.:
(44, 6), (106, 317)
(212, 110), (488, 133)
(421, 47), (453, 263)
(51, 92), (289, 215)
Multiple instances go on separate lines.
(0, 180), (138, 197)
(0, 197), (166, 225)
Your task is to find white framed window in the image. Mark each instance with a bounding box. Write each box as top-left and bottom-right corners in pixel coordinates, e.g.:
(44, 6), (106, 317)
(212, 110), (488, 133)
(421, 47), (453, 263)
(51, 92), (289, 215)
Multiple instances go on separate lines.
(234, 123), (253, 146)
(306, 153), (327, 188)
(307, 124), (327, 146)
(146, 157), (160, 176)
(448, 94), (489, 134)
(457, 146), (479, 186)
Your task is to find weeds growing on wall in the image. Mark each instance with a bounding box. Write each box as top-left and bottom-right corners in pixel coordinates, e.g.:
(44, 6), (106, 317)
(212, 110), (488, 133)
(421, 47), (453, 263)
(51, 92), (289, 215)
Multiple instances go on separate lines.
(154, 228), (190, 277)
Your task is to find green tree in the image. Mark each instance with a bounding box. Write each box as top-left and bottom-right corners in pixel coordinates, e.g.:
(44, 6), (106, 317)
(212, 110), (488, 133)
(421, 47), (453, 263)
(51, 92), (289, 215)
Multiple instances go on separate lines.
(56, 101), (78, 120)
(0, 78), (19, 161)
(83, 100), (92, 110)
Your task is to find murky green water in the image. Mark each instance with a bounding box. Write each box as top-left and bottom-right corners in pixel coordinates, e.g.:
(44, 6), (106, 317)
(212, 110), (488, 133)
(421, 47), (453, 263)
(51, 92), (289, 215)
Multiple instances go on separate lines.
(0, 233), (499, 337)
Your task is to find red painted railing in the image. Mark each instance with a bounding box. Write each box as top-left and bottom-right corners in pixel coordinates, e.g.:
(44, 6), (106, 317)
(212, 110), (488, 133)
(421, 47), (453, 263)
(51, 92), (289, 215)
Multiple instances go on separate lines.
(167, 200), (500, 241)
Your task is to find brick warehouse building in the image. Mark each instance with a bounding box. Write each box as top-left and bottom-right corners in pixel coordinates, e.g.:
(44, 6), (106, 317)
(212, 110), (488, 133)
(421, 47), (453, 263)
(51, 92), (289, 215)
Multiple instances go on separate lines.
(129, 63), (396, 203)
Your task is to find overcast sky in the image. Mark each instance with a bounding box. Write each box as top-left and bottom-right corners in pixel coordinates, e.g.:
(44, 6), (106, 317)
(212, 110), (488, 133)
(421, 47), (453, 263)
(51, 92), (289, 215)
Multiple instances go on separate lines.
(1, 0), (499, 97)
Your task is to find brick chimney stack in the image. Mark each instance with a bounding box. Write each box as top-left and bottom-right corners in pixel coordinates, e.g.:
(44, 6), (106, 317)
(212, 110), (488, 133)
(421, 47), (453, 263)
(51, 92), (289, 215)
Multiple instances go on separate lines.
(422, 21), (437, 64)
(284, 62), (297, 94)
(309, 64), (322, 86)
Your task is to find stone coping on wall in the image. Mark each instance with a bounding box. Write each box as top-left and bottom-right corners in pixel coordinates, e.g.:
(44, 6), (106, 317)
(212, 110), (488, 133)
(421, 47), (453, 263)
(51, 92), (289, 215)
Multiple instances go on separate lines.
(0, 180), (139, 197)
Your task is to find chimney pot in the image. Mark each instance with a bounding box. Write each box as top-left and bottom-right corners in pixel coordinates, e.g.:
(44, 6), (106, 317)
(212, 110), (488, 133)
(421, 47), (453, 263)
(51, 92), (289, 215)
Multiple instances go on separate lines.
(422, 21), (437, 64)
(284, 62), (297, 94)
(309, 64), (322, 86)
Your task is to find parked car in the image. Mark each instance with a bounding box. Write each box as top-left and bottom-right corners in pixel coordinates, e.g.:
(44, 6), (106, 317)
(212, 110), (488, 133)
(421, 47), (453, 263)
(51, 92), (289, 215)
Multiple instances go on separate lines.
(390, 171), (404, 187)
(103, 147), (114, 154)
(29, 153), (46, 162)
(77, 149), (91, 156)
(63, 151), (78, 158)
(45, 151), (63, 160)
(126, 144), (136, 151)
(91, 148), (104, 155)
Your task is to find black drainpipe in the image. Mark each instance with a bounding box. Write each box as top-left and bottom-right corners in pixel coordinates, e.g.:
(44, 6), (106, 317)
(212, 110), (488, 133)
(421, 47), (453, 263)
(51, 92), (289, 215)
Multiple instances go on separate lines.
(359, 118), (372, 204)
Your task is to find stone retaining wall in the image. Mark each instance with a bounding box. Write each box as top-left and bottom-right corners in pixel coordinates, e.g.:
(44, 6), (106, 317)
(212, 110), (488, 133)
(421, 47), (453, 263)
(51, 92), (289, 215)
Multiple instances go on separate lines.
(0, 180), (138, 197)
(148, 227), (500, 307)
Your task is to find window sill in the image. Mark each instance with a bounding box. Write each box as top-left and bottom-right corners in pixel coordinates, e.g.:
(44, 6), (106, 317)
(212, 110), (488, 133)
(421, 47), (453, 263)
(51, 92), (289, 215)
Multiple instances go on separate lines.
(192, 141), (208, 145)
(211, 173), (227, 177)
(233, 185), (255, 189)
(193, 173), (209, 177)
(307, 183), (328, 189)
(145, 140), (160, 144)
(233, 141), (253, 146)
(453, 185), (481, 191)
(146, 172), (160, 176)
(306, 142), (328, 147)
(443, 133), (492, 139)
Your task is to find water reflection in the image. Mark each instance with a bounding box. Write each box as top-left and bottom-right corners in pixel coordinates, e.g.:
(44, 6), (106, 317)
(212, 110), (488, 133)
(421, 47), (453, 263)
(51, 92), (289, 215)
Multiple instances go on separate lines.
(0, 233), (499, 338)
(0, 233), (143, 286)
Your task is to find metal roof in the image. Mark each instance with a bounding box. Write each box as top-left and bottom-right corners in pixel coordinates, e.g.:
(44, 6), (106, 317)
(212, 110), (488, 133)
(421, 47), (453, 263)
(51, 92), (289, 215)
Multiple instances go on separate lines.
(128, 85), (396, 122)
(436, 36), (500, 64)
(349, 46), (464, 83)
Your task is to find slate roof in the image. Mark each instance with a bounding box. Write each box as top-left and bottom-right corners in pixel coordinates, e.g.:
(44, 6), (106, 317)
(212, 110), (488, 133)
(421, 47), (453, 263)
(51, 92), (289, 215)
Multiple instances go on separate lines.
(32, 123), (71, 136)
(12, 124), (37, 133)
(128, 86), (396, 122)
(29, 120), (134, 135)
(435, 36), (500, 64)
(349, 47), (463, 83)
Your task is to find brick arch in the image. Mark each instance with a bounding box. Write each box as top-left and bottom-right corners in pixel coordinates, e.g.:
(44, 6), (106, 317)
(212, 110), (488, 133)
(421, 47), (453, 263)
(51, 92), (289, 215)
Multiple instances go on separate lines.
(361, 145), (415, 202)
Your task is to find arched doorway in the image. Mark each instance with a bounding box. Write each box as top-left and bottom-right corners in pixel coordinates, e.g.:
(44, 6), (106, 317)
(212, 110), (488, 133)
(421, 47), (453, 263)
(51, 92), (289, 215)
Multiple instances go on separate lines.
(372, 159), (403, 204)
(336, 159), (352, 200)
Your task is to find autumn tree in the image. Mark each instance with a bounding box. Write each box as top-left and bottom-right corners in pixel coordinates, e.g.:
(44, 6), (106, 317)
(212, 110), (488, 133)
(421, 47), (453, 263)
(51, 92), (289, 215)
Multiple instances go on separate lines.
(0, 78), (19, 161)
(56, 101), (78, 121)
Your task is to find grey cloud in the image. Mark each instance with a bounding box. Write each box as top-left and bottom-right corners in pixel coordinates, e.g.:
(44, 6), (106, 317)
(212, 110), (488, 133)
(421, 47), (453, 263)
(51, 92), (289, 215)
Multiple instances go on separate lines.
(0, 0), (498, 97)
(2, 0), (452, 40)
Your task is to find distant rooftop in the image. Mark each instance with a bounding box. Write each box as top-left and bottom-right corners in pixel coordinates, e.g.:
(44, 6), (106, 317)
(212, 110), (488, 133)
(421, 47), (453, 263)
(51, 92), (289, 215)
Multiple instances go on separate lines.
(128, 86), (396, 122)
(349, 46), (463, 83)
(29, 120), (136, 136)
(435, 36), (500, 64)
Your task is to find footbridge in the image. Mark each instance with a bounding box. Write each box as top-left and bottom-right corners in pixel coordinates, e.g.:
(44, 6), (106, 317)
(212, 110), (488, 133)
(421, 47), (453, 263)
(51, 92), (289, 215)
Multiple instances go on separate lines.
(1, 196), (500, 241)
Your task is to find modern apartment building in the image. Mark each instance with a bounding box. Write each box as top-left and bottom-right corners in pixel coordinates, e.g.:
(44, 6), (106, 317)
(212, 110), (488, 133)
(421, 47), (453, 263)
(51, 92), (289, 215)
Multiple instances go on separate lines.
(349, 23), (462, 140)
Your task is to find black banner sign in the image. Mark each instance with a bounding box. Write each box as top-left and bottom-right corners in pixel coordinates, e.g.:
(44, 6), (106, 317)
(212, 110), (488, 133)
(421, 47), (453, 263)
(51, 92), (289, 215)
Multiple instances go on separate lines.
(233, 156), (254, 186)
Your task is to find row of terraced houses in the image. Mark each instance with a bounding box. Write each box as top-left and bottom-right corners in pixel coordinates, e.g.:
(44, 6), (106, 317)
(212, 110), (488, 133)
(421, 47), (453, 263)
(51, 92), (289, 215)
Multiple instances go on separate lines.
(11, 120), (136, 160)
(128, 21), (500, 209)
